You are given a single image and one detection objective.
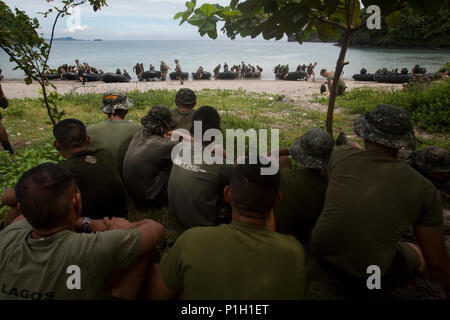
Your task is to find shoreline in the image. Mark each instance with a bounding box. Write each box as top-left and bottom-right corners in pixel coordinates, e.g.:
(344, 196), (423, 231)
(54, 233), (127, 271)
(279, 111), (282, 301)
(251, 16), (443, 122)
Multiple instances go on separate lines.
(1, 80), (402, 112)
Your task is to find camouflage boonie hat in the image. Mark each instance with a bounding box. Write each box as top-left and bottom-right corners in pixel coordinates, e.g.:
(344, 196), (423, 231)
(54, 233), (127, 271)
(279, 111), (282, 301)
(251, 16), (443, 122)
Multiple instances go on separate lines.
(353, 104), (416, 150)
(289, 128), (333, 169)
(413, 147), (450, 173)
(141, 105), (176, 135)
(100, 92), (134, 114)
(175, 88), (197, 106)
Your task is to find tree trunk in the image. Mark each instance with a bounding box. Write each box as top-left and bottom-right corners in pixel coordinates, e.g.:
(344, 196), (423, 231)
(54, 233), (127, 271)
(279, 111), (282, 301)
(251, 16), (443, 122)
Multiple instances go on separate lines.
(325, 30), (352, 137)
(40, 81), (56, 126)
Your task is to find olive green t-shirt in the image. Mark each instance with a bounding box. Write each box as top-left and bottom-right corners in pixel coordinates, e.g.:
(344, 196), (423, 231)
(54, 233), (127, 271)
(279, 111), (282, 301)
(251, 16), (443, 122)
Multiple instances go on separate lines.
(168, 144), (234, 228)
(0, 220), (141, 300)
(160, 222), (306, 300)
(327, 72), (347, 93)
(59, 149), (128, 219)
(86, 120), (142, 175)
(170, 109), (195, 131)
(123, 131), (179, 204)
(275, 168), (328, 243)
(310, 146), (443, 278)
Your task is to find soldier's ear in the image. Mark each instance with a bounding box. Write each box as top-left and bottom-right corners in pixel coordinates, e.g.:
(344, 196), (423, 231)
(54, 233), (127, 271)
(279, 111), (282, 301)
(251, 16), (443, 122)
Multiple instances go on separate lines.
(54, 140), (61, 151)
(274, 191), (282, 209)
(224, 185), (232, 205)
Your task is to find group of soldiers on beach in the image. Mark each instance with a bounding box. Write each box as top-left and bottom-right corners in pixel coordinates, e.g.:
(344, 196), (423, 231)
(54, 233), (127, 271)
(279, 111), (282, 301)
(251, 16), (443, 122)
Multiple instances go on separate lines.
(213, 62), (263, 79)
(274, 62), (318, 81)
(0, 80), (448, 300)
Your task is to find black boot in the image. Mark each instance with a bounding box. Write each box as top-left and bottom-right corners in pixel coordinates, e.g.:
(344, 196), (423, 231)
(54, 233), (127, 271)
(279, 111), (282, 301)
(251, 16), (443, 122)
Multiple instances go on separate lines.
(1, 141), (14, 155)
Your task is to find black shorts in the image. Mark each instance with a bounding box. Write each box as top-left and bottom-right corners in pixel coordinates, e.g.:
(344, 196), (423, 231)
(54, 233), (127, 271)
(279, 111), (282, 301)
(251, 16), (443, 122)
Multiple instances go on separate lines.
(78, 70), (84, 77)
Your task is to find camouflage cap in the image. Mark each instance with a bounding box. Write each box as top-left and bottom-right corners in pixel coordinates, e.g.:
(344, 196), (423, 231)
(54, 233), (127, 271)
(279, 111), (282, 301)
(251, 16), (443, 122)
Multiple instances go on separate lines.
(289, 128), (333, 169)
(353, 104), (416, 150)
(413, 147), (450, 173)
(100, 91), (134, 114)
(175, 88), (197, 106)
(141, 105), (176, 135)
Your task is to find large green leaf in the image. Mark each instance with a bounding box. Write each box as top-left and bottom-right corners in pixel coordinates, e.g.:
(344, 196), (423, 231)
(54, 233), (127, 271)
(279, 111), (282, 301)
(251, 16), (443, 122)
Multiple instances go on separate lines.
(264, 0), (278, 14)
(385, 10), (401, 27)
(326, 0), (341, 15)
(199, 3), (216, 17)
(317, 23), (334, 41)
(237, 0), (264, 16)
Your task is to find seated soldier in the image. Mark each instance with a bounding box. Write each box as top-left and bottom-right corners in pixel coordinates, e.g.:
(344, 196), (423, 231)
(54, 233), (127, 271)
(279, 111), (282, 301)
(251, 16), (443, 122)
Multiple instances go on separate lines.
(122, 106), (181, 207)
(406, 146), (449, 203)
(274, 128), (333, 243)
(310, 104), (450, 298)
(171, 88), (197, 131)
(148, 161), (306, 300)
(54, 119), (128, 219)
(168, 106), (234, 228)
(86, 92), (142, 176)
(0, 163), (165, 300)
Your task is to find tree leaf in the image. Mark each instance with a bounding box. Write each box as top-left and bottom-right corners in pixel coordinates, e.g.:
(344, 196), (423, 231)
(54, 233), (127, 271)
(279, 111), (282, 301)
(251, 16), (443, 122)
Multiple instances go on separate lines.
(237, 0), (264, 16)
(199, 3), (216, 17)
(385, 10), (401, 28)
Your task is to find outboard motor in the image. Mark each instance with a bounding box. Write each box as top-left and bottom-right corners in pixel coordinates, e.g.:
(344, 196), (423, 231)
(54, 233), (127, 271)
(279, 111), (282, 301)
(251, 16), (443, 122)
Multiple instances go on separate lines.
(360, 68), (367, 75)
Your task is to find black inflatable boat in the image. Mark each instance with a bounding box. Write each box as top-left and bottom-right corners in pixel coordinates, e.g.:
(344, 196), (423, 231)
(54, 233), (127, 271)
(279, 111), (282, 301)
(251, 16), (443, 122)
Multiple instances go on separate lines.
(352, 74), (376, 81)
(218, 71), (238, 80)
(63, 72), (79, 80)
(82, 73), (102, 82)
(102, 73), (131, 83)
(192, 72), (212, 80)
(169, 72), (189, 80)
(276, 71), (307, 81)
(142, 71), (162, 80)
(243, 72), (261, 79)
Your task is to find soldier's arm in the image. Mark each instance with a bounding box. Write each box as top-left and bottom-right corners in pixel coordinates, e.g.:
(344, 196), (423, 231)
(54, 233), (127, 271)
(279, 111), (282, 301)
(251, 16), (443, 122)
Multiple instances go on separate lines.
(415, 225), (450, 299)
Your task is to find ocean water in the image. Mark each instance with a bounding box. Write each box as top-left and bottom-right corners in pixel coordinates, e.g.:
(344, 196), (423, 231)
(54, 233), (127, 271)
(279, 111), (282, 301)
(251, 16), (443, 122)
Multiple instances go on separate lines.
(1, 40), (449, 81)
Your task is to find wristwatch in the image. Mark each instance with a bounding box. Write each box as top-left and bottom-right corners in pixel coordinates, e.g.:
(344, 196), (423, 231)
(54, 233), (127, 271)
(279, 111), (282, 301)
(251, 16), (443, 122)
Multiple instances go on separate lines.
(81, 217), (91, 233)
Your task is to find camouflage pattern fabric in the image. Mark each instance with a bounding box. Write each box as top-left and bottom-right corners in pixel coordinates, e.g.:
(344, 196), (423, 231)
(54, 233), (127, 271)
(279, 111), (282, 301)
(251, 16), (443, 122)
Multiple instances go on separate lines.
(353, 104), (416, 150)
(99, 92), (134, 114)
(141, 105), (176, 135)
(175, 88), (197, 106)
(290, 128), (334, 169)
(413, 147), (450, 174)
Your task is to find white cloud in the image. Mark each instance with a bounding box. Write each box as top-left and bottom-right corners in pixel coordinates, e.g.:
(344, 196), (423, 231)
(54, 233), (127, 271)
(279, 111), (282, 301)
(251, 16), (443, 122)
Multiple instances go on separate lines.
(64, 24), (89, 33)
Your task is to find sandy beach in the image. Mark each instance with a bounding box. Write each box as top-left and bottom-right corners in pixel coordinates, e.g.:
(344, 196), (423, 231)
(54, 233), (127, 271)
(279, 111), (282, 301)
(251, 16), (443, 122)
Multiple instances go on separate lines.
(2, 80), (402, 111)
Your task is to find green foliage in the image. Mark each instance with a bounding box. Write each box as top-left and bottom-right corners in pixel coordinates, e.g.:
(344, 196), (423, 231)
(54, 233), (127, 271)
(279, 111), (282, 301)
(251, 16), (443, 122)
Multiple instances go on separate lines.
(0, 142), (64, 218)
(0, 0), (107, 125)
(174, 0), (446, 43)
(317, 80), (450, 132)
(351, 8), (450, 48)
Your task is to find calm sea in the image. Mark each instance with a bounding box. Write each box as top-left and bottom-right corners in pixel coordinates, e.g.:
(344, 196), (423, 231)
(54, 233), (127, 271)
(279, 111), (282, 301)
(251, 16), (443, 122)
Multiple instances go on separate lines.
(1, 40), (449, 81)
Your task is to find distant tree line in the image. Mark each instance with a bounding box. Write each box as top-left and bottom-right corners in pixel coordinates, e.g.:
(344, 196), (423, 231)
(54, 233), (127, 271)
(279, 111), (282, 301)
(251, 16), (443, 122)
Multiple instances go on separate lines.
(349, 8), (450, 48)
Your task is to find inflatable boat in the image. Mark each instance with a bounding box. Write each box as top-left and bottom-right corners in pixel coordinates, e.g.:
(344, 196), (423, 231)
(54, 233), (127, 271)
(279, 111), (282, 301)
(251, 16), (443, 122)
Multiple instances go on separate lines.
(102, 73), (131, 83)
(63, 72), (79, 80)
(192, 72), (212, 80)
(373, 74), (414, 84)
(243, 72), (261, 79)
(218, 71), (238, 80)
(83, 73), (102, 82)
(169, 72), (189, 80)
(352, 74), (376, 81)
(142, 71), (162, 80)
(276, 71), (307, 81)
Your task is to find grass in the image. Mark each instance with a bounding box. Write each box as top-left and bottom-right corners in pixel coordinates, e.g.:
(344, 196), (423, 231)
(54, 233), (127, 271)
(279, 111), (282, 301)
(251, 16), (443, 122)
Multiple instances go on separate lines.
(1, 87), (448, 245)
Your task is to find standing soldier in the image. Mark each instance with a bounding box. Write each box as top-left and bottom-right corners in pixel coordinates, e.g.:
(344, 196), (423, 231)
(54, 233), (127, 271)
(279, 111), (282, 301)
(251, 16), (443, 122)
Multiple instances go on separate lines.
(133, 63), (143, 80)
(223, 62), (229, 72)
(160, 61), (170, 81)
(174, 59), (184, 85)
(241, 61), (246, 79)
(149, 64), (156, 71)
(196, 66), (204, 79)
(0, 75), (14, 155)
(213, 64), (221, 78)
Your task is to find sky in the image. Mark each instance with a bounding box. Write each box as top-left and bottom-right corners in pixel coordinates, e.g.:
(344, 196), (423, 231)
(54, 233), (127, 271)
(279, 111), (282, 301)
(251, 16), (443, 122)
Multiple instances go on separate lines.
(3, 0), (266, 41)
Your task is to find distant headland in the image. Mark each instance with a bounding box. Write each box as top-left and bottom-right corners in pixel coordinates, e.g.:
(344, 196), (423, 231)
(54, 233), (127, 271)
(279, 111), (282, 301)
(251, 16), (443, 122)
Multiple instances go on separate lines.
(52, 37), (103, 41)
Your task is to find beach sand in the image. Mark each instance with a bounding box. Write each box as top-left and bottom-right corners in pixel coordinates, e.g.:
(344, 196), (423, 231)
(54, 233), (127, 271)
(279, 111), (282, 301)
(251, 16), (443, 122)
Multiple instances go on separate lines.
(2, 79), (402, 111)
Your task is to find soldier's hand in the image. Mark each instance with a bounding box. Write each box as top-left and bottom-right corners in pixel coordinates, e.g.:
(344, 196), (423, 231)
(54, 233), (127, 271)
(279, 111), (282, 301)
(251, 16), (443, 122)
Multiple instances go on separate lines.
(104, 217), (134, 230)
(89, 219), (108, 233)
